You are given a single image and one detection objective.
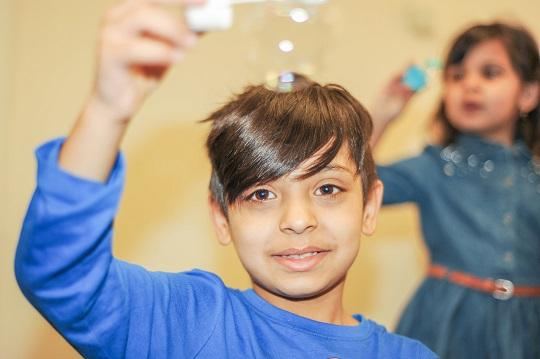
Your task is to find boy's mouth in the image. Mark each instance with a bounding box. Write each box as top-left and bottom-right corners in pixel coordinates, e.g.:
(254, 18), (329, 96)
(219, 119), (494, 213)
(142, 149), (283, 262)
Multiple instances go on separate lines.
(272, 247), (330, 272)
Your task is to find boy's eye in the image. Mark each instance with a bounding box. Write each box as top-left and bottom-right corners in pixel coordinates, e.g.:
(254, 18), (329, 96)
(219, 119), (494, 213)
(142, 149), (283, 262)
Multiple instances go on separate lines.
(314, 184), (342, 196)
(247, 189), (276, 201)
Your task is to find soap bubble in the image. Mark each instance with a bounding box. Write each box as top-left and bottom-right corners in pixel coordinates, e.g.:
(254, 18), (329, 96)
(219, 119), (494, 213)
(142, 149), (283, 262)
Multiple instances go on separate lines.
(244, 0), (333, 90)
(278, 39), (295, 52)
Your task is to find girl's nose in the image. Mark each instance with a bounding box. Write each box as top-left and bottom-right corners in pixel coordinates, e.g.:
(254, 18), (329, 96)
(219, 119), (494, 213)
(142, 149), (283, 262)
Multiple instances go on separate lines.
(279, 198), (318, 235)
(462, 73), (481, 92)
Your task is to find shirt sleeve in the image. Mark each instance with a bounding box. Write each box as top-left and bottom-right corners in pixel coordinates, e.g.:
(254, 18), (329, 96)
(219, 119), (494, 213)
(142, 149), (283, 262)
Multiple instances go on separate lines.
(377, 148), (437, 205)
(14, 138), (224, 358)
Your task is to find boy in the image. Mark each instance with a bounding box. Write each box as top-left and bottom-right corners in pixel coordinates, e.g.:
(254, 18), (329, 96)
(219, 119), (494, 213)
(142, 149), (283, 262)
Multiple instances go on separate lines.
(15, 0), (436, 357)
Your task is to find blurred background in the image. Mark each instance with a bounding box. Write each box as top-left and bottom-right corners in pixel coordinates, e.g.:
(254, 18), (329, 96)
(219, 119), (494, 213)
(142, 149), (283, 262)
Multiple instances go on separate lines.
(1, 0), (539, 357)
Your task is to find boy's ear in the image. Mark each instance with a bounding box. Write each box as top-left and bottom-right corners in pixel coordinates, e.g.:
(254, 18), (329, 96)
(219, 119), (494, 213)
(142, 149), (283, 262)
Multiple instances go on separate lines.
(208, 194), (232, 246)
(519, 82), (539, 113)
(362, 179), (384, 236)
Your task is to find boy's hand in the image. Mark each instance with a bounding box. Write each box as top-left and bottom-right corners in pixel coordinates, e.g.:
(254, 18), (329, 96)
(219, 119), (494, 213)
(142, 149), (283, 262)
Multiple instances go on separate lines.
(91, 0), (204, 123)
(59, 0), (204, 182)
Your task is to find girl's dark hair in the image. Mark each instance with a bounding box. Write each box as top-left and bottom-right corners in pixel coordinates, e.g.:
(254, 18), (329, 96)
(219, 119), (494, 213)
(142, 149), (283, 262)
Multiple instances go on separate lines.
(434, 22), (540, 156)
(205, 74), (377, 214)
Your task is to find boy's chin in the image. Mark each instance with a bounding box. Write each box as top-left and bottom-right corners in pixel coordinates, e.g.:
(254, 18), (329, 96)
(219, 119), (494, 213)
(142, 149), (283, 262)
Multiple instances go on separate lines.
(259, 277), (344, 302)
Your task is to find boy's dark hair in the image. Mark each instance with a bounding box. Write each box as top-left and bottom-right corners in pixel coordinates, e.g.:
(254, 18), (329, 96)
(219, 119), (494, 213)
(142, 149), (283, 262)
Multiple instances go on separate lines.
(205, 74), (377, 214)
(434, 22), (540, 156)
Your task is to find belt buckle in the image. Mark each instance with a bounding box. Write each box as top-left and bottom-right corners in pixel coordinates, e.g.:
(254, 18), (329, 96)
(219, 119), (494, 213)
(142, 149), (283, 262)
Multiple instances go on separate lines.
(493, 279), (514, 300)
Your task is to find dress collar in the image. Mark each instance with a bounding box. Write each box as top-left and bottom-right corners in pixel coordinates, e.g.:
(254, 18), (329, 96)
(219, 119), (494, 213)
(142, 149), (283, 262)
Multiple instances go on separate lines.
(454, 134), (531, 160)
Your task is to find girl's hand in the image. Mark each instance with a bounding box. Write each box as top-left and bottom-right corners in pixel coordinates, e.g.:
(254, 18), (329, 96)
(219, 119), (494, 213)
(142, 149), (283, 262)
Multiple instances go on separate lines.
(369, 69), (415, 147)
(89, 0), (204, 123)
(371, 70), (415, 127)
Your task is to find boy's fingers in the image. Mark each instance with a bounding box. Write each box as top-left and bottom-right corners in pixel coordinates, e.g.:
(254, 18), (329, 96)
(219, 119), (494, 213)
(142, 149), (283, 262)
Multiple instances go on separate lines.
(146, 0), (206, 5)
(122, 38), (186, 65)
(127, 0), (205, 6)
(127, 5), (188, 44)
(112, 4), (199, 48)
(106, 0), (140, 21)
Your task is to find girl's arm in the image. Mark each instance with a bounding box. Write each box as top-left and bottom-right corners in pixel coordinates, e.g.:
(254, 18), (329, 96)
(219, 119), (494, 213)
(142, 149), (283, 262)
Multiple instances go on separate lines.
(370, 70), (415, 147)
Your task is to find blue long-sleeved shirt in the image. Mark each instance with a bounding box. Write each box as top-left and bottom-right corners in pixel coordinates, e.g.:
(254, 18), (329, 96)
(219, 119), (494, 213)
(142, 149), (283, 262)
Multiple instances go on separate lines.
(15, 138), (437, 358)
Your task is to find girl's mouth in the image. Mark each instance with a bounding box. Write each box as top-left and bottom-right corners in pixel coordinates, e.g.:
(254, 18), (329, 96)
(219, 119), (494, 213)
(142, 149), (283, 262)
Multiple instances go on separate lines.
(462, 102), (483, 112)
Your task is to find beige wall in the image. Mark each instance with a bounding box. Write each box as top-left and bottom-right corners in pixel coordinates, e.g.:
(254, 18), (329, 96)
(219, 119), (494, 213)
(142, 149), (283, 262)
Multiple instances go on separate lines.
(2, 0), (539, 357)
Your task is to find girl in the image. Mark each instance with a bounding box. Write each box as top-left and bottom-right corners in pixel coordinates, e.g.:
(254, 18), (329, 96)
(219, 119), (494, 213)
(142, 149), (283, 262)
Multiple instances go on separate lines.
(371, 22), (540, 358)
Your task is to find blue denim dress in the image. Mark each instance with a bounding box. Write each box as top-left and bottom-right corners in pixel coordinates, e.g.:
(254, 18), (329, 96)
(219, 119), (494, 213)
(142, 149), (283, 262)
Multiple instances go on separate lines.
(377, 134), (540, 359)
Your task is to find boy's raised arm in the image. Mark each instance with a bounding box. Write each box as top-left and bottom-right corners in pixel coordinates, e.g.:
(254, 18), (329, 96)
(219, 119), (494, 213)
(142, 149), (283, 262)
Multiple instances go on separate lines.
(15, 1), (205, 357)
(60, 0), (202, 182)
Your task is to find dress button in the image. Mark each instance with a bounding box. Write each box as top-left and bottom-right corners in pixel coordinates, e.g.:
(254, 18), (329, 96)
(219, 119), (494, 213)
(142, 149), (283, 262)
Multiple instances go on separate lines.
(503, 213), (513, 226)
(503, 176), (513, 187)
(503, 251), (514, 264)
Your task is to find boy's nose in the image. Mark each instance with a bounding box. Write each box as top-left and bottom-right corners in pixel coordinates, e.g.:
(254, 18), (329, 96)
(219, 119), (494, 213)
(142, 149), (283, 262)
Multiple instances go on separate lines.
(279, 199), (318, 235)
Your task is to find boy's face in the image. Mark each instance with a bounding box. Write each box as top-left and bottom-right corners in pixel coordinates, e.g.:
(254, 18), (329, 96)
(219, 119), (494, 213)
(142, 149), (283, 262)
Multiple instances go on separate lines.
(210, 144), (383, 304)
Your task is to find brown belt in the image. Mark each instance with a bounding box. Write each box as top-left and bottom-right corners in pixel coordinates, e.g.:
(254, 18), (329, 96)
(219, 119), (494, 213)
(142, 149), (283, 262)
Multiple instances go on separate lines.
(427, 264), (540, 300)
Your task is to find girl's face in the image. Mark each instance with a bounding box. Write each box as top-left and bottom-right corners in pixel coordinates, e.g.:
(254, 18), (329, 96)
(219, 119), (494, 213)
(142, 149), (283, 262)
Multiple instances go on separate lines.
(443, 39), (530, 145)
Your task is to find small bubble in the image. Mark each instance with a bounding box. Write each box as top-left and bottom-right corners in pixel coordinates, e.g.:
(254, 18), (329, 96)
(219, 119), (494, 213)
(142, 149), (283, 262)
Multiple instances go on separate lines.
(443, 163), (455, 176)
(290, 8), (310, 23)
(467, 154), (479, 167)
(528, 173), (537, 183)
(451, 151), (463, 163)
(440, 147), (453, 161)
(278, 39), (294, 53)
(276, 72), (296, 92)
(483, 160), (495, 172)
(279, 72), (295, 83)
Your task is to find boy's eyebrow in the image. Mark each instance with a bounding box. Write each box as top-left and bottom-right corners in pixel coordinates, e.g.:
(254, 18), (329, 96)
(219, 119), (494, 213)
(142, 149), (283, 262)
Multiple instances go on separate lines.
(321, 164), (355, 174)
(291, 162), (356, 180)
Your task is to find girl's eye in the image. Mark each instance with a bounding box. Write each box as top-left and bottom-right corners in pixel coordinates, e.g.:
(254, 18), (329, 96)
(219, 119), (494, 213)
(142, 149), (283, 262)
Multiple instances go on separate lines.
(447, 69), (464, 82)
(482, 65), (502, 79)
(247, 189), (276, 202)
(315, 184), (342, 196)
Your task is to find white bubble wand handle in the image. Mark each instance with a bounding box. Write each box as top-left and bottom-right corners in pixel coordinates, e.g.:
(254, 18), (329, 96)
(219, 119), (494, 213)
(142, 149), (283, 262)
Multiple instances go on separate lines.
(229, 0), (266, 4)
(186, 0), (329, 32)
(186, 0), (266, 32)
